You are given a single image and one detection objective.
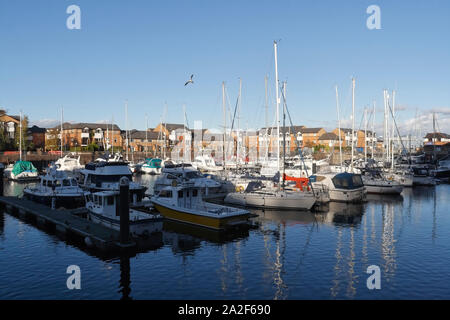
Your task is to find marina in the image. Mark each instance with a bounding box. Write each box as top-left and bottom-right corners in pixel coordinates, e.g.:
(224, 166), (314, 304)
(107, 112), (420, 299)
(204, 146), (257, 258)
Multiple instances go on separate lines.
(1, 0), (449, 303)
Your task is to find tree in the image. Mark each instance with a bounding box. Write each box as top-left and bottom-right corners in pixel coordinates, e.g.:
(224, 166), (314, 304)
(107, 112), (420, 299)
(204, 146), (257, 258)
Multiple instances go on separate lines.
(45, 128), (59, 151)
(0, 127), (6, 151)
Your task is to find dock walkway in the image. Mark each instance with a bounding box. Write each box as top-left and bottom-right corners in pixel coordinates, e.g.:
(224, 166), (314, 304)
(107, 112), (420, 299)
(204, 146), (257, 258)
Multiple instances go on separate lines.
(0, 196), (135, 251)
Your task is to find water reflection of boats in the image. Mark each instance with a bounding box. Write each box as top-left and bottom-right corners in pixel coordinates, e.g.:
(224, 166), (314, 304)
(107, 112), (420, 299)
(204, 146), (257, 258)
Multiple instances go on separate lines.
(3, 180), (37, 197)
(320, 202), (364, 226)
(365, 193), (404, 203)
(0, 211), (4, 236)
(163, 219), (251, 245)
(409, 185), (436, 199)
(252, 209), (317, 226)
(251, 202), (364, 227)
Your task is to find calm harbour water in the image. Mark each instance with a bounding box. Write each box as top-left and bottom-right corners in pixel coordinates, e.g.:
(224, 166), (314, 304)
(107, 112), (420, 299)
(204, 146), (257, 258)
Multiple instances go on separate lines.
(1, 175), (449, 300)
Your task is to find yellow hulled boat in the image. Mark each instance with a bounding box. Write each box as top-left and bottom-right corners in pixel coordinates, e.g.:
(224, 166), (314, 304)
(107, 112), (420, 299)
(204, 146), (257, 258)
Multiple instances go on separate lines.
(151, 182), (250, 230)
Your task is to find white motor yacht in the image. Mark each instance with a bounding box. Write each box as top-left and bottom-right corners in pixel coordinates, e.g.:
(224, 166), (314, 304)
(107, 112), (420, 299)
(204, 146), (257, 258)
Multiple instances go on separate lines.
(23, 166), (88, 208)
(310, 172), (366, 203)
(154, 163), (222, 197)
(54, 153), (84, 173)
(86, 191), (163, 237)
(77, 161), (147, 203)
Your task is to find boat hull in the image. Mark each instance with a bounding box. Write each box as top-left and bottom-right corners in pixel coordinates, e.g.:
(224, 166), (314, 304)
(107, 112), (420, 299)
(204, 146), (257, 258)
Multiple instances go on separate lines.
(141, 167), (161, 175)
(152, 202), (249, 230)
(224, 192), (316, 210)
(23, 192), (85, 209)
(364, 184), (403, 194)
(88, 211), (163, 236)
(328, 188), (366, 203)
(413, 176), (436, 186)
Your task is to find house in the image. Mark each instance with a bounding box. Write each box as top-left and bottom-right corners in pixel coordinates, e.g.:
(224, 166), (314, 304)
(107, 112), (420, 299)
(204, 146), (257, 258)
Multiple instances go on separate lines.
(0, 110), (21, 145)
(257, 126), (305, 157)
(300, 127), (326, 147)
(153, 123), (190, 149)
(45, 122), (122, 151)
(128, 129), (162, 153)
(424, 132), (450, 145)
(27, 125), (46, 150)
(318, 132), (339, 147)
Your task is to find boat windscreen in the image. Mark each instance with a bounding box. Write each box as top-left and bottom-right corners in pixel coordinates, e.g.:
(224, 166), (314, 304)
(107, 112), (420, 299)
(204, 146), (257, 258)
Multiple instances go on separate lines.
(332, 173), (364, 189)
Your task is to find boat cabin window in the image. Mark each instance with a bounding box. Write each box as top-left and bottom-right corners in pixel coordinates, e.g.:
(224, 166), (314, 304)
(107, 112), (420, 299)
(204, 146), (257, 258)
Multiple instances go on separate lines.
(185, 171), (202, 179)
(106, 196), (114, 206)
(167, 174), (177, 180)
(63, 179), (71, 186)
(54, 180), (61, 187)
(192, 189), (198, 197)
(71, 179), (77, 186)
(332, 173), (363, 189)
(352, 175), (363, 187)
(159, 190), (173, 198)
(178, 190), (183, 198)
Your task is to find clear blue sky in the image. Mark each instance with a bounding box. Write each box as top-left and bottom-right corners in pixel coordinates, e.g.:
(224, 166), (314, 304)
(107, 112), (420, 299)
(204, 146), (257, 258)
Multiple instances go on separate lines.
(1, 0), (449, 135)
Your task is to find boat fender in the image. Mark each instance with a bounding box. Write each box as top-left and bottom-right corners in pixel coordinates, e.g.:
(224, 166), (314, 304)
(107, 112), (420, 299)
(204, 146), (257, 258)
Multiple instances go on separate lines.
(235, 186), (244, 192)
(84, 236), (94, 248)
(172, 180), (178, 187)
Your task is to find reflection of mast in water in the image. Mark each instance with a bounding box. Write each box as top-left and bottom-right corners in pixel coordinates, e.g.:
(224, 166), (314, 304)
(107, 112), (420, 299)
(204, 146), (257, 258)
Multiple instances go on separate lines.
(362, 210), (368, 265)
(220, 244), (229, 295)
(262, 223), (274, 285)
(370, 206), (376, 246)
(119, 256), (131, 300)
(234, 241), (244, 297)
(273, 223), (287, 300)
(331, 227), (343, 298)
(381, 203), (397, 282)
(432, 188), (437, 243)
(346, 227), (356, 298)
(0, 212), (4, 236)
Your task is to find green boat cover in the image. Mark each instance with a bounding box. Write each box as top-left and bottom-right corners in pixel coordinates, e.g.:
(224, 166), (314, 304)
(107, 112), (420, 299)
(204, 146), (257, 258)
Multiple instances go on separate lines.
(12, 161), (38, 176)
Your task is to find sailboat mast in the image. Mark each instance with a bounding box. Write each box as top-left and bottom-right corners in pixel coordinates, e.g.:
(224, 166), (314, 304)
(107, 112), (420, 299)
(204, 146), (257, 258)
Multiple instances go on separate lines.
(351, 78), (355, 172)
(433, 112), (437, 162)
(372, 101), (376, 159)
(19, 111), (22, 161)
(364, 107), (367, 163)
(237, 78), (242, 168)
(163, 103), (168, 159)
(391, 90), (396, 170)
(222, 82), (226, 172)
(125, 101), (129, 161)
(111, 115), (114, 154)
(282, 81), (287, 189)
(183, 104), (187, 163)
(60, 107), (63, 156)
(383, 90), (388, 162)
(145, 114), (148, 158)
(335, 85), (342, 167)
(264, 75), (269, 163)
(274, 41), (280, 173)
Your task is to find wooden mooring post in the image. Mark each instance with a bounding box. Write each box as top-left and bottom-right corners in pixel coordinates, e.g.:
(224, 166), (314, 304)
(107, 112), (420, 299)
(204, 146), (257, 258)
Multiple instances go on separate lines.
(119, 177), (130, 245)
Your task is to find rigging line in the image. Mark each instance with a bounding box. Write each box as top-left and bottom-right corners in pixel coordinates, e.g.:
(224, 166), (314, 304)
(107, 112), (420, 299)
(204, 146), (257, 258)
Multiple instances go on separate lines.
(279, 83), (316, 196)
(387, 98), (408, 155)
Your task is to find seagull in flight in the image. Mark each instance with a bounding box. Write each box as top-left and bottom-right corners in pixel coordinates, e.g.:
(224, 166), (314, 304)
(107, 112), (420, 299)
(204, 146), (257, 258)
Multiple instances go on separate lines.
(184, 74), (194, 86)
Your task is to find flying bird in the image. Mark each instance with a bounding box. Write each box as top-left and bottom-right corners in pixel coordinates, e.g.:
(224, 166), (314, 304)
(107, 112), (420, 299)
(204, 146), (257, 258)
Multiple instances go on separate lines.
(184, 74), (194, 86)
